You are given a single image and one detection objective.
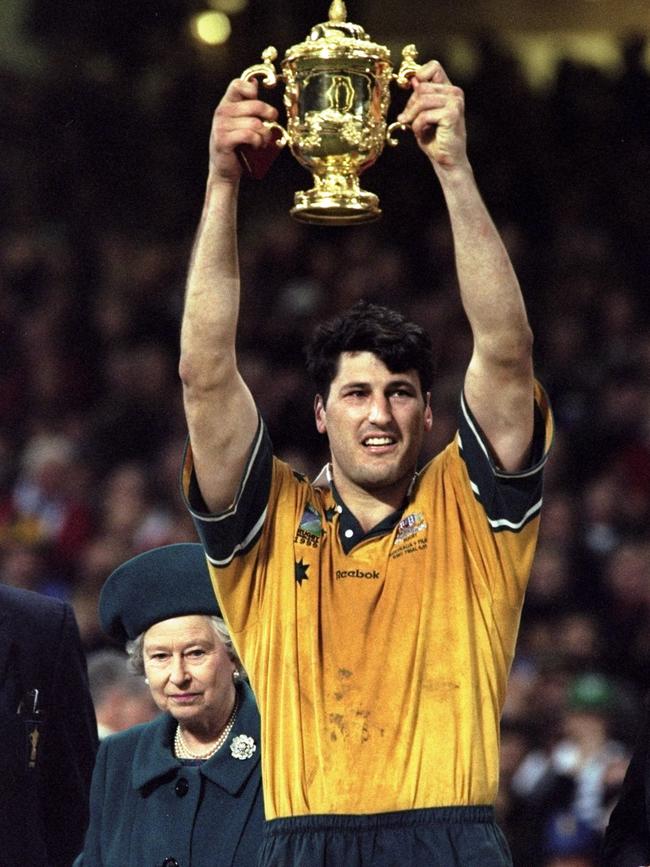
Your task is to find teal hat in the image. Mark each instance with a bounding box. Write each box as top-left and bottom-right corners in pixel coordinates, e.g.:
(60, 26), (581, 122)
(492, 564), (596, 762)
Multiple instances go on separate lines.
(99, 543), (219, 643)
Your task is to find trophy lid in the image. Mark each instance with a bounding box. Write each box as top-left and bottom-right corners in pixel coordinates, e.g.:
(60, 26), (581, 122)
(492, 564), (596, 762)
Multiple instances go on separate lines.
(284, 1), (391, 64)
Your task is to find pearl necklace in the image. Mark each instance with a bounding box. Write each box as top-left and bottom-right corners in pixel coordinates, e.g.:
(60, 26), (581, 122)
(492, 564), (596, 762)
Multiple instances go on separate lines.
(174, 696), (239, 761)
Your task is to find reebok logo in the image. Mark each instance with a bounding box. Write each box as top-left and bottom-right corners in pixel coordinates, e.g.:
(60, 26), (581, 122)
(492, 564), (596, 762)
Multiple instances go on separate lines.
(335, 569), (380, 580)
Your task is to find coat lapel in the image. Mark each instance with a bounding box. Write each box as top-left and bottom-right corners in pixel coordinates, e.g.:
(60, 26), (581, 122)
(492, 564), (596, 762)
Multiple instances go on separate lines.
(0, 598), (20, 704)
(0, 585), (18, 683)
(200, 682), (261, 794)
(131, 713), (178, 790)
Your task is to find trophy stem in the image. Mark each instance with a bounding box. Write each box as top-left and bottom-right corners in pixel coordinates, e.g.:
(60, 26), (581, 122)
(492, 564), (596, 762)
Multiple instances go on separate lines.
(290, 169), (381, 225)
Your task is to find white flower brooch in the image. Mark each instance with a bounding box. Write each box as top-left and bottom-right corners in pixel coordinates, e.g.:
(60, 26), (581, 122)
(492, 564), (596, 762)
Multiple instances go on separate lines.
(230, 734), (256, 760)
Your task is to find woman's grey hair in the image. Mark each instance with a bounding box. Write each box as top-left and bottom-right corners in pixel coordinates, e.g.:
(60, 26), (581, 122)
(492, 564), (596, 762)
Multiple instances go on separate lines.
(126, 615), (246, 679)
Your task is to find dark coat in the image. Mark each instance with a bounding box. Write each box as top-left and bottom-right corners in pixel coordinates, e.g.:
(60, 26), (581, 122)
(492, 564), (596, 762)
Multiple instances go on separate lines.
(75, 681), (264, 867)
(602, 707), (650, 866)
(0, 585), (98, 867)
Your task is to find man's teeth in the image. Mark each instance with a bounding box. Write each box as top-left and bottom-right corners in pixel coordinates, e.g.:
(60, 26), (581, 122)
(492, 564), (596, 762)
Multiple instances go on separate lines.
(364, 437), (393, 446)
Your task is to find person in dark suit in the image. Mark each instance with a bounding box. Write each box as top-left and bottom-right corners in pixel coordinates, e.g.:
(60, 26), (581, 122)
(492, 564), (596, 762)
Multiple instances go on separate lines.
(0, 583), (98, 867)
(75, 543), (264, 867)
(602, 706), (650, 866)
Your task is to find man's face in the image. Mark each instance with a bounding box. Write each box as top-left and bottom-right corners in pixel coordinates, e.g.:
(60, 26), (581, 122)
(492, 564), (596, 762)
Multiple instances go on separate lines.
(314, 351), (432, 498)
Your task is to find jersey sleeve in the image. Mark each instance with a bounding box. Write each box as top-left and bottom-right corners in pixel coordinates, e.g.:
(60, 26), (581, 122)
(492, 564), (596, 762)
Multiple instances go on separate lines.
(181, 416), (273, 567)
(457, 380), (554, 533)
(181, 417), (308, 640)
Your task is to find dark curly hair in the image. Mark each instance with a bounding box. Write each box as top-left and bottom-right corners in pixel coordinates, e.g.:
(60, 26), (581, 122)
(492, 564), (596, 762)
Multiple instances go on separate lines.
(305, 300), (434, 401)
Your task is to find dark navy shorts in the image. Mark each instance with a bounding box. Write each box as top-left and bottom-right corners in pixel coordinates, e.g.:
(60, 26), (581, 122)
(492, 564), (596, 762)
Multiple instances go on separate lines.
(257, 805), (513, 866)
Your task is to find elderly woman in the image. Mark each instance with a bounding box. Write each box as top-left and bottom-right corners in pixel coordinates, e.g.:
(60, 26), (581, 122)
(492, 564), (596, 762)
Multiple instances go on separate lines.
(75, 543), (263, 867)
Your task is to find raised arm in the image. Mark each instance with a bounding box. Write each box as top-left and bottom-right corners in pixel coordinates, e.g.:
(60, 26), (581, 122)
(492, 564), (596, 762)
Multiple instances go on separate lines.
(179, 79), (278, 511)
(399, 61), (534, 472)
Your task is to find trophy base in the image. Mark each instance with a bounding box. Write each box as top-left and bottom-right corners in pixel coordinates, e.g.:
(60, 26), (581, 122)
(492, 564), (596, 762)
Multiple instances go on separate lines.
(290, 188), (381, 226)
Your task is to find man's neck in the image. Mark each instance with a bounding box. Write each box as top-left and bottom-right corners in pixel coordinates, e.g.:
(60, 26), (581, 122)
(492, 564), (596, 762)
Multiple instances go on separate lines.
(332, 472), (412, 535)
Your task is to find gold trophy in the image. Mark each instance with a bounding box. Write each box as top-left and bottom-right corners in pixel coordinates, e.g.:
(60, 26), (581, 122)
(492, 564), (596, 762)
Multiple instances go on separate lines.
(239, 0), (418, 225)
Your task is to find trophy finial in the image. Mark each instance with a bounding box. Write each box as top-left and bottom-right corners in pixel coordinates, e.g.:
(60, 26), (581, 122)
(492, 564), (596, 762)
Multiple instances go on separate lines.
(309, 1), (366, 42)
(328, 1), (347, 24)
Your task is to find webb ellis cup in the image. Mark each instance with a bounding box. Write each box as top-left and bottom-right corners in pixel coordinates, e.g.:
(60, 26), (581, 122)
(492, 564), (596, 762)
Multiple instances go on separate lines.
(239, 0), (419, 224)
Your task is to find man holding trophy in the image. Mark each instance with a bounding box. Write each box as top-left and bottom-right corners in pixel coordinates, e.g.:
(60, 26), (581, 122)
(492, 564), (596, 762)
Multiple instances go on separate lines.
(179, 23), (553, 866)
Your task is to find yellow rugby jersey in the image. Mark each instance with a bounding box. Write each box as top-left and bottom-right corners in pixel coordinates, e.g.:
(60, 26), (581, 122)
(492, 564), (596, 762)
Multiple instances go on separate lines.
(183, 384), (553, 819)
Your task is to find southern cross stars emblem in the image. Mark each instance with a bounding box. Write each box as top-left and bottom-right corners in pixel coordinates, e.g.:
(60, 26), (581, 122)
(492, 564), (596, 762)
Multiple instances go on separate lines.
(324, 506), (338, 522)
(295, 559), (309, 586)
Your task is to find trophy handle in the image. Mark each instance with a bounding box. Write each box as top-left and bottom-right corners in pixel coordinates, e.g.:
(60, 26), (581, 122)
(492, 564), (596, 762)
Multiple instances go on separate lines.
(236, 122), (288, 180)
(262, 121), (289, 147)
(386, 44), (419, 147)
(237, 48), (288, 179)
(386, 121), (411, 147)
(239, 47), (289, 145)
(241, 46), (282, 88)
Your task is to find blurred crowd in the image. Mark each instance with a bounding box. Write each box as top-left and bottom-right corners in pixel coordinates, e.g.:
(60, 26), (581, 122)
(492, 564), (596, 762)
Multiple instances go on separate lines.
(1, 7), (650, 863)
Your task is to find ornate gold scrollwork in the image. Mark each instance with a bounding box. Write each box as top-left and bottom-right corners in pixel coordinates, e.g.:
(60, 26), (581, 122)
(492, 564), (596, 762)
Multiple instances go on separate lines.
(241, 47), (281, 88)
(394, 44), (419, 88)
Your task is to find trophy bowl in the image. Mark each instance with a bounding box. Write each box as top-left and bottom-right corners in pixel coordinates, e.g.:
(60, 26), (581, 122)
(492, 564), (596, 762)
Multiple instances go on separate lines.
(240, 0), (418, 225)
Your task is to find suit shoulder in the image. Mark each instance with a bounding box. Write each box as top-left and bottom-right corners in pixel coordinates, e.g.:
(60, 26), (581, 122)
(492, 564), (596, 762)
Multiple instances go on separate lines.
(0, 585), (69, 631)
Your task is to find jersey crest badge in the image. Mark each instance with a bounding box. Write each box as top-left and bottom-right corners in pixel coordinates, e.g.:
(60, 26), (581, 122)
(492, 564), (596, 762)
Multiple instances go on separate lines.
(395, 512), (427, 544)
(295, 503), (322, 548)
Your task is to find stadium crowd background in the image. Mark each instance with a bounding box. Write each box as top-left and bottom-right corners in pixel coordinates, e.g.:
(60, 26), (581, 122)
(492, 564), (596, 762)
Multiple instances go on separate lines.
(2, 3), (650, 864)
